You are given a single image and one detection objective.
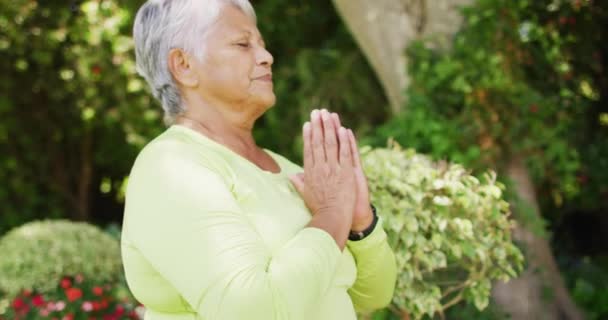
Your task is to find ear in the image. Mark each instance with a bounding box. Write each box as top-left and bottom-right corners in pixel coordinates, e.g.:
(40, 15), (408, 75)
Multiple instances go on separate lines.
(168, 48), (198, 88)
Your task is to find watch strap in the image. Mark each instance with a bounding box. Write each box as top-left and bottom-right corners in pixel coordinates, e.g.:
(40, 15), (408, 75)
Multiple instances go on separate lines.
(348, 204), (378, 241)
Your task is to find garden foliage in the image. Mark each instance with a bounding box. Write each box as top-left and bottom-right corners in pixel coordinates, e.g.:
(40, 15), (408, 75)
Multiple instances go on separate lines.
(362, 143), (524, 319)
(0, 220), (122, 297)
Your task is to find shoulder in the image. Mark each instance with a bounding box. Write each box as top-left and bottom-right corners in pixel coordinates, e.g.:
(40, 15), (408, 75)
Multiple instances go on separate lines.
(128, 127), (231, 188)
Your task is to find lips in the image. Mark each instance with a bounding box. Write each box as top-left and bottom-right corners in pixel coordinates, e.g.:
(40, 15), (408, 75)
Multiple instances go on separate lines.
(255, 74), (272, 81)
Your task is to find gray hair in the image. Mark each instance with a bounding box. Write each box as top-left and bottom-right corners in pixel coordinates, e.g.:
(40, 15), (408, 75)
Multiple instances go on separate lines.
(133, 0), (256, 124)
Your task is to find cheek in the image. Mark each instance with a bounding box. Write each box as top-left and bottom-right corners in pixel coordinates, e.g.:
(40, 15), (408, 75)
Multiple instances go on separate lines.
(201, 64), (248, 92)
(216, 57), (253, 87)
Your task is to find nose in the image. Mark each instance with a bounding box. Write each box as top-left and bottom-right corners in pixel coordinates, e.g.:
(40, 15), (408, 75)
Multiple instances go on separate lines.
(257, 46), (274, 67)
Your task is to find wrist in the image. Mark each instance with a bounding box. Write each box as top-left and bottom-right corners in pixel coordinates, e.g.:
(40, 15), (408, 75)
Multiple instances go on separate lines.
(316, 206), (352, 219)
(351, 211), (374, 232)
(348, 204), (378, 241)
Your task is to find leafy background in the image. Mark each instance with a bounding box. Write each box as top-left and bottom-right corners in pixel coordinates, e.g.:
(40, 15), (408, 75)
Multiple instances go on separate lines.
(1, 0), (607, 318)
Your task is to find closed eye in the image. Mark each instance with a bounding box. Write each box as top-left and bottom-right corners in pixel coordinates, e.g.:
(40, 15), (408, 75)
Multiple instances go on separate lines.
(236, 42), (251, 48)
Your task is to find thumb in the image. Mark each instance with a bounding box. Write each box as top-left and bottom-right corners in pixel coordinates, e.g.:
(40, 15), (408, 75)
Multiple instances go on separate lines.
(289, 173), (305, 194)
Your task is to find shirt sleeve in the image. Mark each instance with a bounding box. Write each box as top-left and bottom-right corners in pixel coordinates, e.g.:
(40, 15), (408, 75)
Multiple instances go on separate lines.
(346, 215), (397, 313)
(122, 143), (343, 320)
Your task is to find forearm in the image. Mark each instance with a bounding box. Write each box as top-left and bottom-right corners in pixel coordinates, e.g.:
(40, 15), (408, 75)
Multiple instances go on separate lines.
(306, 210), (351, 251)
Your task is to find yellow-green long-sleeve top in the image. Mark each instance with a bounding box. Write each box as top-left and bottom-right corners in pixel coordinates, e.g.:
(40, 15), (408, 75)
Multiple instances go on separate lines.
(121, 125), (397, 320)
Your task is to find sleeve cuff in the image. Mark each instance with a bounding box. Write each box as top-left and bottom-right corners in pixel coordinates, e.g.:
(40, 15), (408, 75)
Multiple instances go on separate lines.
(346, 216), (388, 254)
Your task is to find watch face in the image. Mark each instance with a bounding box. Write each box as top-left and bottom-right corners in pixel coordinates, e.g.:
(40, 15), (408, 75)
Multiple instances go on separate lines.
(349, 232), (364, 241)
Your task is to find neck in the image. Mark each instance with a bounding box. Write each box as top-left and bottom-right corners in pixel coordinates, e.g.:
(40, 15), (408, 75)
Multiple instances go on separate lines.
(174, 107), (259, 157)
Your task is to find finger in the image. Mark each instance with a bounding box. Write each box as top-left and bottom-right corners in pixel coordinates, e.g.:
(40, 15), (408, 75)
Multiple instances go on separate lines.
(331, 112), (341, 129)
(303, 122), (313, 167)
(310, 109), (325, 163)
(321, 110), (338, 166)
(348, 129), (361, 168)
(338, 127), (352, 166)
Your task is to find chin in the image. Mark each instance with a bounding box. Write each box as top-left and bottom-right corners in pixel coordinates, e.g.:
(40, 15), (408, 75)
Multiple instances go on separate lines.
(257, 92), (276, 109)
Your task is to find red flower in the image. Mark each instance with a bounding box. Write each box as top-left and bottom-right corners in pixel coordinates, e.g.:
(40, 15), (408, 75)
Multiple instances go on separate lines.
(60, 277), (72, 289)
(32, 294), (45, 307)
(91, 65), (102, 75)
(65, 287), (83, 302)
(577, 174), (589, 185)
(22, 289), (32, 297)
(114, 305), (125, 317)
(92, 286), (104, 296)
(529, 104), (539, 113)
(12, 298), (26, 310)
(62, 313), (75, 320)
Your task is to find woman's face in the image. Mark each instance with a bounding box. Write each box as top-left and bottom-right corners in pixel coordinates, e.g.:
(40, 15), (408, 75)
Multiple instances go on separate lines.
(193, 5), (275, 113)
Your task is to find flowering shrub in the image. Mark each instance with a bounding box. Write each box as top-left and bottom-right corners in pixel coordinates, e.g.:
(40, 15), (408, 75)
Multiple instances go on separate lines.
(0, 220), (122, 296)
(2, 274), (142, 320)
(361, 143), (524, 319)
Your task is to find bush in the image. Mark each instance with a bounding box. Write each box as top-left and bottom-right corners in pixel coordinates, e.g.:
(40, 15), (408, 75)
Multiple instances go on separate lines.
(0, 220), (122, 297)
(362, 143), (524, 319)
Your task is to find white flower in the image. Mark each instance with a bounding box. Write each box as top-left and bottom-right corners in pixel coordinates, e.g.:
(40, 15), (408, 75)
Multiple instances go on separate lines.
(136, 305), (147, 318)
(433, 195), (453, 206)
(432, 179), (446, 190)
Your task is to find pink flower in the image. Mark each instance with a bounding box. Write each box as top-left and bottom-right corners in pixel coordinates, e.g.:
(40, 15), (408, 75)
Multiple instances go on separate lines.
(56, 301), (66, 311)
(75, 274), (84, 284)
(39, 308), (50, 316)
(82, 301), (93, 312)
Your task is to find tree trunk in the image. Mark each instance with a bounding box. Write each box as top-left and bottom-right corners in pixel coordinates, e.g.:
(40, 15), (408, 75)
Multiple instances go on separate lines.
(332, 0), (472, 114)
(491, 155), (584, 320)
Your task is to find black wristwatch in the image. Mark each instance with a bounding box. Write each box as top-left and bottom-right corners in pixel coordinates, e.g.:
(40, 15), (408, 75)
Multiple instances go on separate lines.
(348, 204), (379, 241)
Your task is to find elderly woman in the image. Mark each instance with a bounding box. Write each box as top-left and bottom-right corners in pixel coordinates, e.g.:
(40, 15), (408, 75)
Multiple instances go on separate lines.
(121, 0), (397, 319)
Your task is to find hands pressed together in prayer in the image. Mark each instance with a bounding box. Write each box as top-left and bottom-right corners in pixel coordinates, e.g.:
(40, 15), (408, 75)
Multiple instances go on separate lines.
(289, 109), (374, 250)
